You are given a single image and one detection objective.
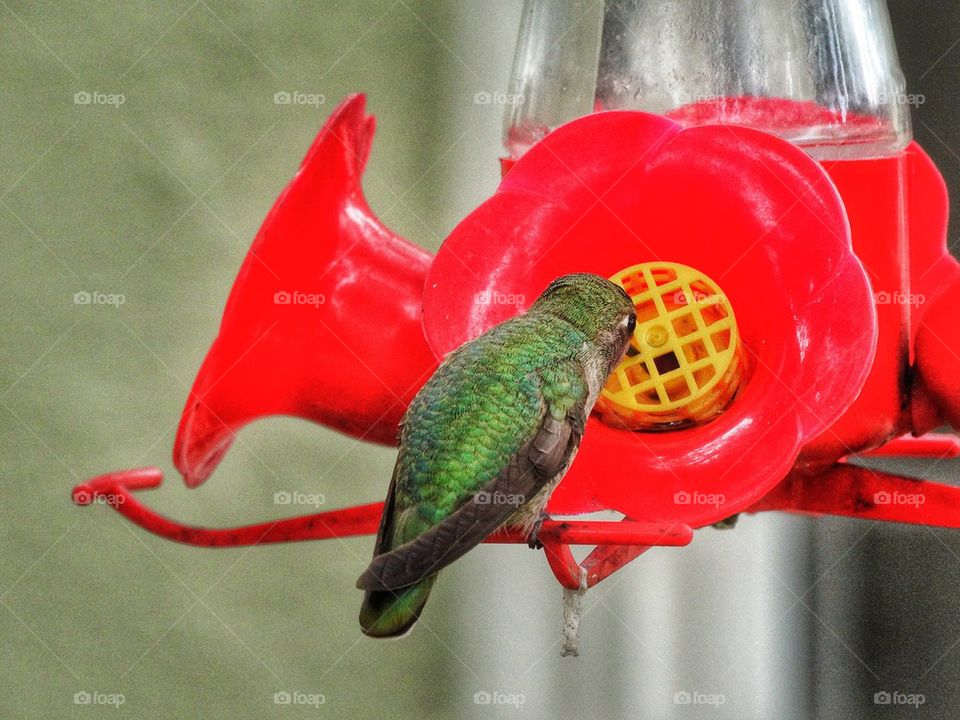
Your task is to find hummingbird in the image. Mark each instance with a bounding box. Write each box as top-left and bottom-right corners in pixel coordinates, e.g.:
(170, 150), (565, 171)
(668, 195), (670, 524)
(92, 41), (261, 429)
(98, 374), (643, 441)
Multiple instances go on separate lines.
(357, 273), (637, 637)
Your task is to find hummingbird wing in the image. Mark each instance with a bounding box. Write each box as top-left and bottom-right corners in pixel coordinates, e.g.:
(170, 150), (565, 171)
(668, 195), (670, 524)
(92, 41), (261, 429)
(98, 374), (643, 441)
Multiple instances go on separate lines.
(357, 361), (587, 592)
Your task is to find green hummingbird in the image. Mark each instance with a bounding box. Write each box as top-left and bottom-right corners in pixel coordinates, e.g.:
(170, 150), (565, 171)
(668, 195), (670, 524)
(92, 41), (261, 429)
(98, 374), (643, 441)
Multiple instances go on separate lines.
(357, 273), (637, 637)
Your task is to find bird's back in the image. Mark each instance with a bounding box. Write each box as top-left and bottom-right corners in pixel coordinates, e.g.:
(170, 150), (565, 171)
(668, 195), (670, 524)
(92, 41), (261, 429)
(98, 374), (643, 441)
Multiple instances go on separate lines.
(387, 313), (586, 547)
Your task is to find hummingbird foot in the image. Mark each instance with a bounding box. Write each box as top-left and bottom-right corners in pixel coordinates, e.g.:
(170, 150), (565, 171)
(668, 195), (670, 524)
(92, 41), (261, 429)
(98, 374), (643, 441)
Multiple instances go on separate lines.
(526, 511), (550, 549)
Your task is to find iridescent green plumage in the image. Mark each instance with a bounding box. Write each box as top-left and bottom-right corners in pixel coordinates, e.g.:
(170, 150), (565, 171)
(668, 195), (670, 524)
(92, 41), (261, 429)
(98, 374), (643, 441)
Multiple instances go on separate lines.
(358, 274), (636, 637)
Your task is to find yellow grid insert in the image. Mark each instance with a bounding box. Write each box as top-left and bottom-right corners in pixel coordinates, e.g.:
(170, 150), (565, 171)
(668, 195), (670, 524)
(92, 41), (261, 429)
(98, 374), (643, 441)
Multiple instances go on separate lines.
(597, 262), (745, 430)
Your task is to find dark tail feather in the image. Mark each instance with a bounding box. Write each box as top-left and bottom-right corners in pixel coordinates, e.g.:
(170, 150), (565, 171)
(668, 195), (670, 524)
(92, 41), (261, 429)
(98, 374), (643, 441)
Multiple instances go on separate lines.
(359, 575), (436, 638)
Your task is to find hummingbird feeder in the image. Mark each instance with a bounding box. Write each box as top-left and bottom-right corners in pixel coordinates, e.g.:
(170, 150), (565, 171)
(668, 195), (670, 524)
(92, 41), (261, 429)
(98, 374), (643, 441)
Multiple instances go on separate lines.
(76, 0), (960, 626)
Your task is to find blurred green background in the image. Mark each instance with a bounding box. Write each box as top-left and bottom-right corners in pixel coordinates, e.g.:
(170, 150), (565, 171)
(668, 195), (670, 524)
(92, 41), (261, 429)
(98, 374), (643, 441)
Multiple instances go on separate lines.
(4, 2), (960, 719)
(1, 3), (521, 718)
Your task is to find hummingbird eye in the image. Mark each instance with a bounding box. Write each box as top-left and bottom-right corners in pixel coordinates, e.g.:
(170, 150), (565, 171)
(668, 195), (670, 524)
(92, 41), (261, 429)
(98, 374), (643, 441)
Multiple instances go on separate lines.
(626, 314), (637, 334)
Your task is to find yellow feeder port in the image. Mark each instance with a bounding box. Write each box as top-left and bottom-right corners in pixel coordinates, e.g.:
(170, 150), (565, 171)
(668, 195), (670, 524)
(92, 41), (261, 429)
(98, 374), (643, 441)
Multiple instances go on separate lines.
(596, 262), (747, 431)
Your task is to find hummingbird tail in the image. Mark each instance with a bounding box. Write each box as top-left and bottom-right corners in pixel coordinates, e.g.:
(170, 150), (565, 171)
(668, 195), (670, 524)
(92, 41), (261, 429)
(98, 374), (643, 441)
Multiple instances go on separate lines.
(359, 575), (436, 638)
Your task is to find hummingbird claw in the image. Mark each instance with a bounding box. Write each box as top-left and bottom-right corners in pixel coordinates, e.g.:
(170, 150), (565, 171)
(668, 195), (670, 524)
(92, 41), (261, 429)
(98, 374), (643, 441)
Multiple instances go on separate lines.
(526, 511), (550, 549)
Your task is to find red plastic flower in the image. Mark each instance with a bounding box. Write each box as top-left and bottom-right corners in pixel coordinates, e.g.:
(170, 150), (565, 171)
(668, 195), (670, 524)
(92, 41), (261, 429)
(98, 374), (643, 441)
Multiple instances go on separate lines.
(423, 110), (877, 528)
(173, 95), (436, 486)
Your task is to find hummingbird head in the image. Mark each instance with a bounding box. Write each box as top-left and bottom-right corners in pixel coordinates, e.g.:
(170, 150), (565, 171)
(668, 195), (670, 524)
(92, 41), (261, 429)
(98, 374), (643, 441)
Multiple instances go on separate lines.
(533, 273), (637, 370)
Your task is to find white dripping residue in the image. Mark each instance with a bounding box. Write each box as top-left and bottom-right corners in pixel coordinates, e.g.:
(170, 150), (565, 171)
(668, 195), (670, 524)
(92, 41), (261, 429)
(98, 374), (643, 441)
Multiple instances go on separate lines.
(560, 570), (588, 657)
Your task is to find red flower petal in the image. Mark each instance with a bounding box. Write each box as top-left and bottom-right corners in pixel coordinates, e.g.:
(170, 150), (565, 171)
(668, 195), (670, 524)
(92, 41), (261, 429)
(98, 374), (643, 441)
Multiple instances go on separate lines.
(174, 95), (436, 486)
(423, 110), (876, 526)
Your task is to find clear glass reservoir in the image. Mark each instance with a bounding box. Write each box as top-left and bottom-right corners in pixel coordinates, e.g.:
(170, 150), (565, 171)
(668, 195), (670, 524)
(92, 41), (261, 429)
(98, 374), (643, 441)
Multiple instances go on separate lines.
(505, 0), (912, 160)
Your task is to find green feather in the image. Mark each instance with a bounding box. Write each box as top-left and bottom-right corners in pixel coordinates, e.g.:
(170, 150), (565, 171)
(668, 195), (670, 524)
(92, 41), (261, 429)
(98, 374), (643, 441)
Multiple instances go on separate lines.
(358, 274), (635, 635)
(359, 577), (436, 638)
